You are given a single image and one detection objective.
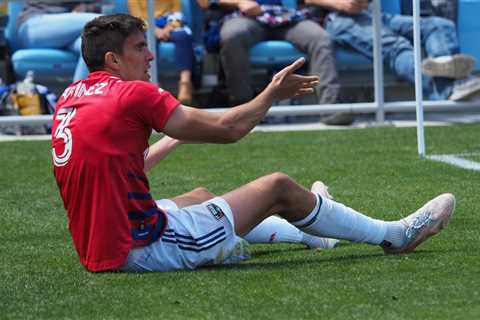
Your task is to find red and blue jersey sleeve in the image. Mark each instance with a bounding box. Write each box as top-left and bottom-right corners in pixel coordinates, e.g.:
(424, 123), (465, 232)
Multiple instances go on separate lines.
(118, 81), (180, 132)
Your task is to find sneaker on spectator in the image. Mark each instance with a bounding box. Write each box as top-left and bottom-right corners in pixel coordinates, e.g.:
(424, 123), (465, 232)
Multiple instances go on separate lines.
(422, 54), (476, 79)
(321, 112), (355, 126)
(449, 76), (480, 101)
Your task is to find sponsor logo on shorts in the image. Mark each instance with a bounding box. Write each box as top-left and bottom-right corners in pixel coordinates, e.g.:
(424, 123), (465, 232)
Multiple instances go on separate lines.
(269, 232), (277, 243)
(207, 203), (224, 220)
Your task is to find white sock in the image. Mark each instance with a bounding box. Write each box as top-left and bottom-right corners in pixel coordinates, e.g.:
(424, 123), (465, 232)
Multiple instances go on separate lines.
(382, 221), (407, 248)
(244, 216), (303, 244)
(301, 233), (340, 249)
(291, 194), (388, 245)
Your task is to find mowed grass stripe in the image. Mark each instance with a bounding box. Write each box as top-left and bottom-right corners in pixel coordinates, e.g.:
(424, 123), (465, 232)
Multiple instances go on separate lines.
(0, 124), (479, 319)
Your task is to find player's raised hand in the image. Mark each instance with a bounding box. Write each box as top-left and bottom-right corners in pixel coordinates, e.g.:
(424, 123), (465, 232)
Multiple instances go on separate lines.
(267, 58), (320, 101)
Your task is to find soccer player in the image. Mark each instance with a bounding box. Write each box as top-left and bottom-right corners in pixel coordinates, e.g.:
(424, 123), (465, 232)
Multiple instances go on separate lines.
(52, 14), (455, 273)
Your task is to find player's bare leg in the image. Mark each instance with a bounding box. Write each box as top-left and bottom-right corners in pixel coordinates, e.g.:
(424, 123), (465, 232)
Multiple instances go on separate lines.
(170, 187), (215, 208)
(222, 172), (317, 236)
(222, 173), (455, 253)
(166, 185), (336, 249)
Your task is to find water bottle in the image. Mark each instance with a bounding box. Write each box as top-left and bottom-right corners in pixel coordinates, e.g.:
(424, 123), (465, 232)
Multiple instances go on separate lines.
(16, 70), (35, 95)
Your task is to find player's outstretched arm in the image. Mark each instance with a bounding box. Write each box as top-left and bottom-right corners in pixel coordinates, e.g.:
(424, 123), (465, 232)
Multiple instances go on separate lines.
(163, 58), (319, 143)
(144, 136), (182, 172)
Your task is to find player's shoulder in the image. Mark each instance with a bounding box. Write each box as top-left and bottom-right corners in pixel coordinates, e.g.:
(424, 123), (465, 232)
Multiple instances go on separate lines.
(115, 79), (170, 98)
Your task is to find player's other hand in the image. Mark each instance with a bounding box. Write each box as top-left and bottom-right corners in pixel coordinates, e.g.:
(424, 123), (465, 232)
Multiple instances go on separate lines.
(335, 0), (368, 15)
(238, 0), (262, 17)
(267, 58), (319, 101)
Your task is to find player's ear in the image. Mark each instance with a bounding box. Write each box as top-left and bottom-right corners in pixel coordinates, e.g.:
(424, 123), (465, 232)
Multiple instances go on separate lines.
(104, 51), (120, 70)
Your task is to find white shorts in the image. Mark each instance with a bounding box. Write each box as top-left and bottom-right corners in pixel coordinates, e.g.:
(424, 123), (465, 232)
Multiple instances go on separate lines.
(120, 197), (250, 272)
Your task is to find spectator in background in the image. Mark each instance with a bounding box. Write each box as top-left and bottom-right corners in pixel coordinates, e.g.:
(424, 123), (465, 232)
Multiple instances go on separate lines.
(129, 0), (196, 105)
(17, 1), (102, 81)
(306, 0), (480, 101)
(401, 0), (457, 24)
(197, 0), (340, 108)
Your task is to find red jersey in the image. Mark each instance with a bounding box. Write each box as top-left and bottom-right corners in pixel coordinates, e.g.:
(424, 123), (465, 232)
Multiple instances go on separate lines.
(52, 71), (179, 272)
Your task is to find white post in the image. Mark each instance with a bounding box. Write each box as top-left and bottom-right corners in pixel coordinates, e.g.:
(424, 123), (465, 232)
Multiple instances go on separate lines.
(372, 0), (385, 123)
(146, 0), (158, 84)
(413, 0), (426, 157)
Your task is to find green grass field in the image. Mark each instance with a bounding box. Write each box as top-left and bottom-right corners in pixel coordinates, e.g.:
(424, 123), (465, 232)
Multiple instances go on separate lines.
(463, 154), (480, 163)
(1, 124), (480, 319)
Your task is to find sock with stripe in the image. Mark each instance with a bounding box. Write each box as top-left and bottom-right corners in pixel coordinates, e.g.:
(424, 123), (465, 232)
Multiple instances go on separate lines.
(291, 193), (404, 246)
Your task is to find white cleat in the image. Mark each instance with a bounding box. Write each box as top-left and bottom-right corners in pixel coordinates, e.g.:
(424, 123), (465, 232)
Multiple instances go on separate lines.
(311, 181), (334, 200)
(383, 193), (456, 254)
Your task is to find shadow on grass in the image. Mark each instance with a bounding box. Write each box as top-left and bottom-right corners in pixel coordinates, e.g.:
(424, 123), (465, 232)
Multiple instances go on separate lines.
(91, 248), (440, 277)
(200, 249), (436, 273)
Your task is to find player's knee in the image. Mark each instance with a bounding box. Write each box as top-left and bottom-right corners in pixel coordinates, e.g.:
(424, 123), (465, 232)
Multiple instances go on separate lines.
(268, 172), (295, 191)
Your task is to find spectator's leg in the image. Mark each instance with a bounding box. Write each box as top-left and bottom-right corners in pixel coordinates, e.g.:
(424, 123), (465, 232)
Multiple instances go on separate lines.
(169, 29), (195, 73)
(388, 15), (459, 56)
(385, 14), (455, 99)
(220, 17), (267, 105)
(281, 20), (339, 104)
(169, 29), (195, 104)
(326, 11), (450, 100)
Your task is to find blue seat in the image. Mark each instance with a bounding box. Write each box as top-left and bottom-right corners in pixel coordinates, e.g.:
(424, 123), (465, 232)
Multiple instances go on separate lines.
(4, 0), (197, 81)
(458, 0), (480, 71)
(5, 0), (79, 81)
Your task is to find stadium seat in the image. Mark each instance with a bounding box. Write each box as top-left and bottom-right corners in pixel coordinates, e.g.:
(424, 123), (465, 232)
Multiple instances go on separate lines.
(5, 0), (133, 82)
(5, 0), (78, 81)
(4, 0), (197, 82)
(458, 0), (480, 71)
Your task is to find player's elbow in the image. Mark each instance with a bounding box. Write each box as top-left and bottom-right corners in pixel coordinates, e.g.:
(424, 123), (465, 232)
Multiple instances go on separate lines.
(219, 126), (244, 143)
(214, 119), (247, 143)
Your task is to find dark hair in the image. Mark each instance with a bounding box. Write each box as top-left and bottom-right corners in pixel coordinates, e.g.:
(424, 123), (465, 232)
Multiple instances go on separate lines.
(81, 14), (146, 72)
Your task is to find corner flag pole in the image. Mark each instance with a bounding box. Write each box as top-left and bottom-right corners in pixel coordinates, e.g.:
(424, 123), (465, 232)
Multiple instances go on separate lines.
(372, 0), (385, 123)
(413, 0), (426, 157)
(146, 0), (158, 84)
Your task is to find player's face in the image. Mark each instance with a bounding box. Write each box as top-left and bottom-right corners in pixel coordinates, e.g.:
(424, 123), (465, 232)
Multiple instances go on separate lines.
(117, 31), (154, 81)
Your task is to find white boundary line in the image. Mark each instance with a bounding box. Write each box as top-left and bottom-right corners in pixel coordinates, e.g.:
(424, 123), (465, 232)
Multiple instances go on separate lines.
(427, 154), (480, 171)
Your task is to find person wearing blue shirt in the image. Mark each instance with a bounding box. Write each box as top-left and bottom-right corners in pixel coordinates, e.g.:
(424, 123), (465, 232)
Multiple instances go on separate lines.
(306, 0), (480, 101)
